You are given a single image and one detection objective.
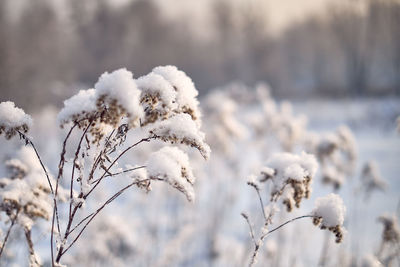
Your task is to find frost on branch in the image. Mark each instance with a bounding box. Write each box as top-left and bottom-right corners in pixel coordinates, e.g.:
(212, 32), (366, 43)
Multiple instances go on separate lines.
(148, 113), (211, 159)
(256, 151), (318, 211)
(311, 193), (346, 243)
(0, 101), (33, 139)
(146, 147), (196, 202)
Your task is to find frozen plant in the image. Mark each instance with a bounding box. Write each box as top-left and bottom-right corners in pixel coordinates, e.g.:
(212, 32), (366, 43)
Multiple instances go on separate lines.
(242, 153), (346, 266)
(376, 213), (400, 265)
(257, 151), (318, 211)
(0, 101), (32, 140)
(308, 126), (357, 191)
(311, 193), (346, 243)
(0, 147), (66, 266)
(0, 65), (209, 266)
(360, 161), (386, 199)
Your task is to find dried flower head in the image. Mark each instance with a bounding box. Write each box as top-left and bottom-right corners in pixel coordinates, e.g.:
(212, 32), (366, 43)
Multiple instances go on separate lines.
(378, 214), (400, 244)
(149, 113), (211, 159)
(361, 161), (386, 197)
(312, 193), (346, 243)
(257, 152), (318, 211)
(146, 147), (196, 202)
(0, 101), (32, 139)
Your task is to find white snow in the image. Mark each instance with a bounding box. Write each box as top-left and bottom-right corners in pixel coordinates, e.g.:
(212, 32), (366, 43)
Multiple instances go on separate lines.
(152, 65), (201, 123)
(265, 151), (318, 189)
(146, 146), (195, 201)
(95, 68), (143, 124)
(136, 72), (177, 111)
(312, 193), (346, 227)
(0, 101), (32, 130)
(149, 113), (211, 159)
(57, 89), (96, 124)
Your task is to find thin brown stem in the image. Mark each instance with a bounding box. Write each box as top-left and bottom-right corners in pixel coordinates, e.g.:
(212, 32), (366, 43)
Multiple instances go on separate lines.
(246, 214), (315, 267)
(0, 211), (19, 259)
(84, 136), (155, 199)
(91, 165), (146, 184)
(18, 131), (53, 194)
(57, 178), (152, 261)
(24, 228), (41, 266)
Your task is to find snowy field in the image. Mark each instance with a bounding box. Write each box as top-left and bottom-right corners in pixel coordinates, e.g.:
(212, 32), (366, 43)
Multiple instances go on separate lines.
(0, 76), (399, 267)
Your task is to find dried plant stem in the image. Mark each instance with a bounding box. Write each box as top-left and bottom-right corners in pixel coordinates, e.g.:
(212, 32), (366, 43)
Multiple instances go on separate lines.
(24, 228), (41, 266)
(18, 131), (54, 194)
(91, 165), (146, 184)
(244, 214), (314, 267)
(50, 122), (78, 267)
(0, 211), (19, 259)
(84, 135), (156, 198)
(55, 136), (155, 263)
(57, 178), (152, 261)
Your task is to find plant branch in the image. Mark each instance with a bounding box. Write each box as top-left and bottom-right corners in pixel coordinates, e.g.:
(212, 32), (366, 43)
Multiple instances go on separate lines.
(57, 178), (152, 261)
(246, 214), (315, 267)
(0, 211), (19, 259)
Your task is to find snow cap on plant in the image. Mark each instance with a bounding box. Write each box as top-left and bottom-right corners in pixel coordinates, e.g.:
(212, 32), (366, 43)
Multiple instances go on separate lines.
(148, 113), (211, 159)
(257, 151), (318, 212)
(152, 65), (201, 125)
(311, 193), (346, 243)
(146, 146), (196, 202)
(0, 101), (32, 139)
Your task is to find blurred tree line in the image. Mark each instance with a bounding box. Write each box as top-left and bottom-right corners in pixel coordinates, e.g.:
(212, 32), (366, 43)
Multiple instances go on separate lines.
(0, 0), (399, 111)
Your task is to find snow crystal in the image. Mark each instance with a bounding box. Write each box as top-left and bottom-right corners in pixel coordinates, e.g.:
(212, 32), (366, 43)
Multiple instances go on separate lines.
(312, 193), (346, 227)
(146, 146), (195, 201)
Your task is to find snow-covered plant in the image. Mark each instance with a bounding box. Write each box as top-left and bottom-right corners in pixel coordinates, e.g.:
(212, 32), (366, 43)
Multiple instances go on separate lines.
(0, 147), (66, 266)
(255, 151), (318, 211)
(360, 161), (386, 199)
(0, 65), (209, 266)
(308, 126), (357, 190)
(0, 102), (32, 140)
(311, 193), (346, 243)
(376, 213), (400, 265)
(202, 90), (248, 154)
(242, 153), (346, 266)
(378, 214), (399, 246)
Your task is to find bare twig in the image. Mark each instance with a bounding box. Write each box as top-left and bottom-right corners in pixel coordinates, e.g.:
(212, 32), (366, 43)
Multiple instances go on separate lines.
(84, 136), (156, 199)
(0, 211), (19, 259)
(57, 178), (152, 261)
(24, 228), (41, 266)
(91, 165), (146, 184)
(18, 131), (53, 194)
(245, 214), (315, 267)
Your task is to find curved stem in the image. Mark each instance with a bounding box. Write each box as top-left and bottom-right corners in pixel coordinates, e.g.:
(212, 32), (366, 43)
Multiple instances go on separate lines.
(246, 214), (314, 267)
(57, 178), (152, 261)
